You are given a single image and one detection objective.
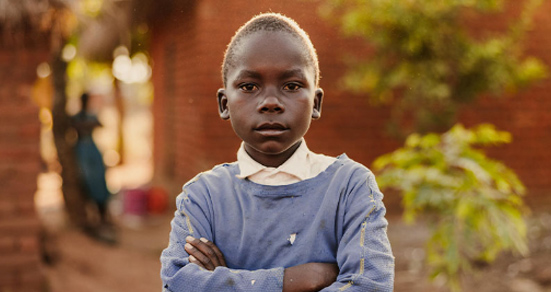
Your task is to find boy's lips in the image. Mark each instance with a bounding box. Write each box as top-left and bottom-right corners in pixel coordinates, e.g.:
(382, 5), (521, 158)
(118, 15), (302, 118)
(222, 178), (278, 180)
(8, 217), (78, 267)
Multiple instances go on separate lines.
(254, 122), (288, 135)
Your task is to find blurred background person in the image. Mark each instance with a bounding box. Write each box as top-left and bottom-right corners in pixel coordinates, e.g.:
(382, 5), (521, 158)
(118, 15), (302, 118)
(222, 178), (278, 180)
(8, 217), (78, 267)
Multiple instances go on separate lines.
(72, 92), (117, 244)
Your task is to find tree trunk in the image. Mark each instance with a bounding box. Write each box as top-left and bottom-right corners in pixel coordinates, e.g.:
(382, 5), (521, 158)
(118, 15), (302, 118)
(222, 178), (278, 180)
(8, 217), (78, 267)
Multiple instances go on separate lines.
(51, 52), (88, 229)
(113, 80), (125, 164)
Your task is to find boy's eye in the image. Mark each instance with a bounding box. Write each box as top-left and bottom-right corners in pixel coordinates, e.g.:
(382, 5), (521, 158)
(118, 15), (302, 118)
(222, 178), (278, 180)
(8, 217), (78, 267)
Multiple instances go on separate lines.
(239, 84), (258, 92)
(283, 83), (302, 91)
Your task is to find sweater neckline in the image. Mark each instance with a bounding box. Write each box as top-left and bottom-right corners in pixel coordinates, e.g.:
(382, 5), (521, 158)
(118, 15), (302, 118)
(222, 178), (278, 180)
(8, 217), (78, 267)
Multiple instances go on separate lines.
(233, 154), (349, 198)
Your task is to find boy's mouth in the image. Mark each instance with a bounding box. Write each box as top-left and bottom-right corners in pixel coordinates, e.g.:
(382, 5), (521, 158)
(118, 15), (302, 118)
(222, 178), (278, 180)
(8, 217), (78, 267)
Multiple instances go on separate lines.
(255, 122), (288, 135)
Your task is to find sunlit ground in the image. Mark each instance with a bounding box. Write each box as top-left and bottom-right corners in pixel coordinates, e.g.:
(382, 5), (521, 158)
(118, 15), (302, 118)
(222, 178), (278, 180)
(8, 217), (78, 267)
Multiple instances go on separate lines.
(34, 162), (153, 227)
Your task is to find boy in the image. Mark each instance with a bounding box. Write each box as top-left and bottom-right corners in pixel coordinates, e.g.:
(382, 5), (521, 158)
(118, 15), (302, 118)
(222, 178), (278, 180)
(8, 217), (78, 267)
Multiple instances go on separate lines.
(161, 13), (395, 292)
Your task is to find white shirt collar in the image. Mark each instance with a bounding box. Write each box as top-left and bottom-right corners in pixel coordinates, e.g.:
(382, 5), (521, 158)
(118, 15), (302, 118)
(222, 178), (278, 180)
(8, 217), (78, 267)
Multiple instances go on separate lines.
(236, 139), (311, 181)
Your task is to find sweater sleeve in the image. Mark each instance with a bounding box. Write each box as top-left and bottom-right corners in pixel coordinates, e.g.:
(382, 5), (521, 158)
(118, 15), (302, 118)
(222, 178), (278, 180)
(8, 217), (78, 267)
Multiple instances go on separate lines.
(320, 170), (395, 292)
(160, 179), (285, 292)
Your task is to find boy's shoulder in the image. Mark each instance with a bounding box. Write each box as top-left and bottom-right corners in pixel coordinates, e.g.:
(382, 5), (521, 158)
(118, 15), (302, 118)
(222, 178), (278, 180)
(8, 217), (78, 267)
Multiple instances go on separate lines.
(332, 153), (374, 176)
(339, 154), (385, 195)
(183, 161), (240, 189)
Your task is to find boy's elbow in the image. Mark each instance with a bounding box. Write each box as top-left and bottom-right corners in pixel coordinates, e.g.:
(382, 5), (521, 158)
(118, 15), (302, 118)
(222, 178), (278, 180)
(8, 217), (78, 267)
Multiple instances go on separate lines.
(361, 270), (395, 291)
(336, 265), (394, 291)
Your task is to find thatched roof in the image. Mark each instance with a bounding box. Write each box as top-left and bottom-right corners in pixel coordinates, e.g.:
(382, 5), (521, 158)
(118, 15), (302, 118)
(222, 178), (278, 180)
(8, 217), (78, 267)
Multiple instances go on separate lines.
(76, 0), (191, 62)
(0, 0), (73, 48)
(0, 0), (132, 59)
(0, 0), (65, 27)
(0, 0), (188, 58)
(77, 0), (132, 61)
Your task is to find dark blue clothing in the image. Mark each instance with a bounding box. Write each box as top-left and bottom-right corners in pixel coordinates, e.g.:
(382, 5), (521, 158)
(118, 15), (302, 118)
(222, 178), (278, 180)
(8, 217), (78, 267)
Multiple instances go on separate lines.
(73, 113), (110, 204)
(161, 154), (395, 292)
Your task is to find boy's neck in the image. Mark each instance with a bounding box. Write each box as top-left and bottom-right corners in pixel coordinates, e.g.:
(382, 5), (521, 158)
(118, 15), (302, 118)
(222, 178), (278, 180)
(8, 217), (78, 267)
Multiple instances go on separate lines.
(245, 140), (302, 168)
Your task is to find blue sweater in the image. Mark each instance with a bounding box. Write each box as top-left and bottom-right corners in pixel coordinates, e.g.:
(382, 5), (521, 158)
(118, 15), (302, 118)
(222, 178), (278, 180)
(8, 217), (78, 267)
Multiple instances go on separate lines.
(161, 154), (395, 291)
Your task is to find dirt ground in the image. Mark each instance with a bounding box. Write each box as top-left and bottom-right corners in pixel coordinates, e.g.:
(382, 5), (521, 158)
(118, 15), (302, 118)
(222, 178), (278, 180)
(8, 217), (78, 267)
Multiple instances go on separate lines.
(39, 203), (551, 292)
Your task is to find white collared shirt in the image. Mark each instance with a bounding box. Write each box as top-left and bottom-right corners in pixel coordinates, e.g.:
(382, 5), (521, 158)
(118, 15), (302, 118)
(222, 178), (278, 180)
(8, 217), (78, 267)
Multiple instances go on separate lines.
(236, 139), (337, 185)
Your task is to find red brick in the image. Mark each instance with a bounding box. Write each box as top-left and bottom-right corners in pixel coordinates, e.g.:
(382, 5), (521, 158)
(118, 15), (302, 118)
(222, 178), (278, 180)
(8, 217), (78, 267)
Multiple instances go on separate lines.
(16, 267), (46, 289)
(0, 237), (16, 254)
(0, 24), (48, 292)
(0, 270), (17, 289)
(0, 200), (17, 219)
(0, 217), (41, 236)
(16, 236), (39, 253)
(0, 253), (41, 273)
(16, 201), (38, 216)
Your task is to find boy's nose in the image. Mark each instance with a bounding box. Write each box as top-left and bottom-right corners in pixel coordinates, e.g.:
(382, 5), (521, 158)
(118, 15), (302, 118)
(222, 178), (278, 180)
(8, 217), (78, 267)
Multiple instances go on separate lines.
(258, 96), (284, 113)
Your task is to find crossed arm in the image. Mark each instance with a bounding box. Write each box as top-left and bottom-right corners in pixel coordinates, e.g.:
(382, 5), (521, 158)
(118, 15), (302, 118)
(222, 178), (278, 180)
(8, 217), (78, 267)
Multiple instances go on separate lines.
(162, 171), (394, 292)
(184, 236), (339, 292)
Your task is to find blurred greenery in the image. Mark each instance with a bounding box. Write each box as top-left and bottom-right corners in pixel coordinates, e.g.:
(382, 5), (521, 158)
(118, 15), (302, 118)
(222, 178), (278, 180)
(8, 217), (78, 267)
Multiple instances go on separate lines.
(321, 0), (547, 290)
(374, 124), (528, 291)
(321, 0), (547, 136)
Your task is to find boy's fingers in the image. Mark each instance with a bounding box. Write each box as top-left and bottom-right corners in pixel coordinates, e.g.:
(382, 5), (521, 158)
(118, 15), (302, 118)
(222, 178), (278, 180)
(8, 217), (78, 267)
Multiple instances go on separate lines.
(199, 237), (227, 267)
(185, 237), (219, 268)
(185, 241), (215, 270)
(185, 236), (224, 269)
(188, 255), (206, 269)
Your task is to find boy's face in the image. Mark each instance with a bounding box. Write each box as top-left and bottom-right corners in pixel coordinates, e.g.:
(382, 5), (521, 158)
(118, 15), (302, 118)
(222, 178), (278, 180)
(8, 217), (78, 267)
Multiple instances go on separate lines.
(218, 31), (323, 167)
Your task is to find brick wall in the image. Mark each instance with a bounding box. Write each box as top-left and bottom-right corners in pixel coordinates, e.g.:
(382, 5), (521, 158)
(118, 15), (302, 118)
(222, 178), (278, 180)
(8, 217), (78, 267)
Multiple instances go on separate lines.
(0, 44), (49, 291)
(150, 0), (551, 207)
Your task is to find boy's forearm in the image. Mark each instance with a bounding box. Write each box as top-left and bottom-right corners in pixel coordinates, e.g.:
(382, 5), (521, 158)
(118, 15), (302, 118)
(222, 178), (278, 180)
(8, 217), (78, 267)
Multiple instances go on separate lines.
(283, 263), (339, 292)
(185, 235), (338, 292)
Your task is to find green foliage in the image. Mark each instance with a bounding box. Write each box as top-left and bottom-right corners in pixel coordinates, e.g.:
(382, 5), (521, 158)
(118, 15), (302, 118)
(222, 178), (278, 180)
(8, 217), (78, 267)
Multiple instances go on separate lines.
(373, 124), (528, 291)
(321, 0), (547, 135)
(319, 1), (545, 290)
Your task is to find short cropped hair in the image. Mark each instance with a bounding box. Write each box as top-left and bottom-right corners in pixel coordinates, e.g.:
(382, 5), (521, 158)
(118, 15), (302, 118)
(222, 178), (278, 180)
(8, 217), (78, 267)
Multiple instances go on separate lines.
(222, 13), (320, 87)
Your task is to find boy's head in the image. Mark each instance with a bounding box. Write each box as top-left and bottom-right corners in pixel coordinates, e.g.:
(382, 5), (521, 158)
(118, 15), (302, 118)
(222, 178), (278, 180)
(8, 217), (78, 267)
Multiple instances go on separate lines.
(222, 13), (320, 88)
(217, 13), (323, 167)
(80, 92), (90, 111)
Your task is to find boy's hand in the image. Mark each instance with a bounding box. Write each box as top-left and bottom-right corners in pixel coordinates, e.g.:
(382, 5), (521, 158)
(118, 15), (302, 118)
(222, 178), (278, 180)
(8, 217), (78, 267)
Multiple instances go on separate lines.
(184, 236), (227, 271)
(184, 236), (338, 290)
(283, 262), (339, 292)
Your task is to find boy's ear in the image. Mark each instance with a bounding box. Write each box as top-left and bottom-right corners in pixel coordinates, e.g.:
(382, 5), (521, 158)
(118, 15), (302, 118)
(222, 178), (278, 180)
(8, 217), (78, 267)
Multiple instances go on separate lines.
(312, 88), (323, 120)
(217, 88), (230, 120)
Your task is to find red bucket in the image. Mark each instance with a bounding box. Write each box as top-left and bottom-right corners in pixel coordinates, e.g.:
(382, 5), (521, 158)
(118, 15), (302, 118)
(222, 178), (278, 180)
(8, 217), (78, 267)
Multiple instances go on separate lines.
(147, 186), (168, 214)
(123, 188), (148, 216)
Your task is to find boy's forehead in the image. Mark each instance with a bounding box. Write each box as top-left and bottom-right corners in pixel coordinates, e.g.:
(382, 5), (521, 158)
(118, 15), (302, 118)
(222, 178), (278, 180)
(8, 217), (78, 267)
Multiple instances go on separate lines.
(237, 31), (303, 56)
(229, 31), (315, 79)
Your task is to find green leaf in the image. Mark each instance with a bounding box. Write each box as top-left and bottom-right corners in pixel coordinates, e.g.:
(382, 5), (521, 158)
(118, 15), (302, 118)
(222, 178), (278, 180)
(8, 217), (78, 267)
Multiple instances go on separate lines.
(370, 123), (528, 291)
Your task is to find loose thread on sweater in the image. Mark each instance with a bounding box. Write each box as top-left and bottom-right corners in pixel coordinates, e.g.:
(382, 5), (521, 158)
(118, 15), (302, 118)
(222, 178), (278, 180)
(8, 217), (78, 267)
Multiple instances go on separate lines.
(339, 281), (353, 291)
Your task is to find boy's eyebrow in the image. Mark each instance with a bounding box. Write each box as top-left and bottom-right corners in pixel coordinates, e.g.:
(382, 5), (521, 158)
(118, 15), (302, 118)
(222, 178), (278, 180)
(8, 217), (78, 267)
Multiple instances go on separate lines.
(233, 70), (262, 81)
(233, 68), (308, 81)
(280, 68), (307, 80)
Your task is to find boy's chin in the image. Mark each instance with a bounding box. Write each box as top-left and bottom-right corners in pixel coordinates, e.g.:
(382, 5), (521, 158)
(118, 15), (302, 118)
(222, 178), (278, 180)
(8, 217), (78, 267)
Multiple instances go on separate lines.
(246, 141), (299, 157)
(252, 144), (288, 156)
(244, 140), (302, 167)
(256, 140), (300, 154)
